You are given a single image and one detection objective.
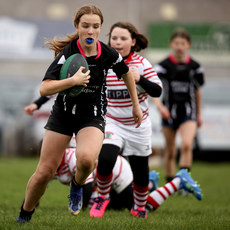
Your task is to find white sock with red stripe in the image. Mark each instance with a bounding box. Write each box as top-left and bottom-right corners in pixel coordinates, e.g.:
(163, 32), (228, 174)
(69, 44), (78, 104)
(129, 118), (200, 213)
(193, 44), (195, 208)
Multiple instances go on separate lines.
(96, 172), (113, 199)
(133, 183), (149, 210)
(147, 177), (180, 210)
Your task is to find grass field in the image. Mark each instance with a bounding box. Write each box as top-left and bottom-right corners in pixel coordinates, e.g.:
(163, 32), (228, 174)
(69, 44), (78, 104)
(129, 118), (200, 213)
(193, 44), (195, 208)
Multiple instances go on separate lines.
(0, 157), (230, 230)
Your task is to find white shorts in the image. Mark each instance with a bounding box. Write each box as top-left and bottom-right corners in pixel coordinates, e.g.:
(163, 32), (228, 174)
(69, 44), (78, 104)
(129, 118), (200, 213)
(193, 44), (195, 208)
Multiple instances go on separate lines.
(103, 117), (152, 157)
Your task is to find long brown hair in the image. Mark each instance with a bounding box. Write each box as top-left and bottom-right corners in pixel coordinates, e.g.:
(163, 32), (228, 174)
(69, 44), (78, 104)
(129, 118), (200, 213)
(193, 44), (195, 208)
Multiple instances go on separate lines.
(108, 22), (148, 52)
(45, 4), (103, 57)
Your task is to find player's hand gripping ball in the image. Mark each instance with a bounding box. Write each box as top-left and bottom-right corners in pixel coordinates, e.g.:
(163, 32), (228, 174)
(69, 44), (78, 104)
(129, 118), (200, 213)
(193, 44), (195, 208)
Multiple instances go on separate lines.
(60, 54), (89, 97)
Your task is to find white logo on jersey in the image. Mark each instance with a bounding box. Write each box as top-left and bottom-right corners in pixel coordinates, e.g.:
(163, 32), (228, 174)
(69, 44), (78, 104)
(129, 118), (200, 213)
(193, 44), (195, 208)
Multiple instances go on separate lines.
(58, 55), (66, 64)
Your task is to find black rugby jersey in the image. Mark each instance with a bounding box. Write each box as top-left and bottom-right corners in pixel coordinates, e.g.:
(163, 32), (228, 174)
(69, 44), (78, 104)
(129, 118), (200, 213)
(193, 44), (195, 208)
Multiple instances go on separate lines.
(155, 54), (205, 119)
(43, 38), (129, 114)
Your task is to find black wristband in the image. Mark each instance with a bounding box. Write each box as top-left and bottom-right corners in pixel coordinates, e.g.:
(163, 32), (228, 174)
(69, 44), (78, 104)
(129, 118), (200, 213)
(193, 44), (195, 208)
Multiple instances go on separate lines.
(33, 96), (50, 109)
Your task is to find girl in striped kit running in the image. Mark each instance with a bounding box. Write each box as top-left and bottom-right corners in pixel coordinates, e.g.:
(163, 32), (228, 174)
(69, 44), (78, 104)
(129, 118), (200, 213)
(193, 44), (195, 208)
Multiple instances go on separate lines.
(90, 22), (162, 218)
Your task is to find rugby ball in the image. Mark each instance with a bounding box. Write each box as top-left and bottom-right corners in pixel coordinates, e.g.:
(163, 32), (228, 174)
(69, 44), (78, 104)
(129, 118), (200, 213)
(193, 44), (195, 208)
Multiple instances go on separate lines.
(60, 53), (89, 97)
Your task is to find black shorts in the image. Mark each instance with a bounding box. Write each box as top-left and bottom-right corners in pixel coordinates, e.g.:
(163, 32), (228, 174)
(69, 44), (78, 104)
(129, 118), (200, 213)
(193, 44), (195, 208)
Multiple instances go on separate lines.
(44, 104), (105, 136)
(162, 116), (197, 130)
(162, 103), (197, 130)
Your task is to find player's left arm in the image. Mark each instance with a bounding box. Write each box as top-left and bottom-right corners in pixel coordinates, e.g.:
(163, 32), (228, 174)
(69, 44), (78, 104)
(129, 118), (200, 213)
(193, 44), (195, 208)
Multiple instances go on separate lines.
(194, 63), (205, 128)
(122, 70), (143, 128)
(133, 71), (162, 97)
(131, 59), (162, 97)
(196, 88), (203, 128)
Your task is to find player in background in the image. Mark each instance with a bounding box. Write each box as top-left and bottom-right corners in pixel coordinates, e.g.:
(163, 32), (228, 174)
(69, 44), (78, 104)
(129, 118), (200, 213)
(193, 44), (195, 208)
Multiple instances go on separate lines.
(152, 28), (205, 187)
(90, 22), (163, 218)
(16, 5), (142, 223)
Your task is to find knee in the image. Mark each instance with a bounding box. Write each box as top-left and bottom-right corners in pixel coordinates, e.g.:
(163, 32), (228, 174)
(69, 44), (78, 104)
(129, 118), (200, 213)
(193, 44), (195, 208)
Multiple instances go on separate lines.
(77, 154), (95, 172)
(165, 146), (177, 159)
(34, 166), (55, 184)
(181, 142), (192, 153)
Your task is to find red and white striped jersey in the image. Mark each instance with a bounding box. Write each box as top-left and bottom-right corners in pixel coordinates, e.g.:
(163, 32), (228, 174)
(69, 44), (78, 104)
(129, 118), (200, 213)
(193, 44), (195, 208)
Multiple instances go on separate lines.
(53, 148), (76, 185)
(106, 52), (162, 126)
(54, 148), (133, 194)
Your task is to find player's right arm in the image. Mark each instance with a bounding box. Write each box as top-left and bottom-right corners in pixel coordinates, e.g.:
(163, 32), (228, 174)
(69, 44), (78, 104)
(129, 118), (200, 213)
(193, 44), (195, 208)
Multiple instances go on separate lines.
(196, 88), (203, 127)
(122, 69), (143, 128)
(40, 67), (90, 96)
